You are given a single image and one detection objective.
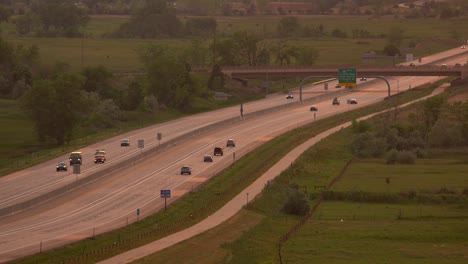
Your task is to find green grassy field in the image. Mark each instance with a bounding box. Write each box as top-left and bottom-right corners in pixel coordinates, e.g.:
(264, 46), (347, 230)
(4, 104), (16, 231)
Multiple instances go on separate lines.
(2, 15), (468, 72)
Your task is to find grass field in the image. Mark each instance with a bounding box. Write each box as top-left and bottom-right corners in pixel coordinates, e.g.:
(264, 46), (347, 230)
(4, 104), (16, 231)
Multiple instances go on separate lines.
(2, 15), (468, 72)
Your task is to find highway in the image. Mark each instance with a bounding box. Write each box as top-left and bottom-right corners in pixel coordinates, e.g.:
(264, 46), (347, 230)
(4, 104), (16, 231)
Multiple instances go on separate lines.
(0, 47), (466, 262)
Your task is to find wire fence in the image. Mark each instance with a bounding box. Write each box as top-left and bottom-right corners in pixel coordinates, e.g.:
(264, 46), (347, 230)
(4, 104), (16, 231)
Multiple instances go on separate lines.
(278, 157), (355, 264)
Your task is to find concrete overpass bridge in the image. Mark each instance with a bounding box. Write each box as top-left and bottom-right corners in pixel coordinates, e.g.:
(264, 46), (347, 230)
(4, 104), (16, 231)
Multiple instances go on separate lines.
(221, 65), (468, 80)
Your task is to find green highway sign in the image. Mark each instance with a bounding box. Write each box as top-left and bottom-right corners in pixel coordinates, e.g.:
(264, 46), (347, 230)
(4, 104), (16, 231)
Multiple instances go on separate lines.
(338, 68), (357, 87)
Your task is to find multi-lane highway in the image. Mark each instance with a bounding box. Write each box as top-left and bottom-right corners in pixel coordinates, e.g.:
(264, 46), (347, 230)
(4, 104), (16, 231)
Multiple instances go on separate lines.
(0, 47), (466, 262)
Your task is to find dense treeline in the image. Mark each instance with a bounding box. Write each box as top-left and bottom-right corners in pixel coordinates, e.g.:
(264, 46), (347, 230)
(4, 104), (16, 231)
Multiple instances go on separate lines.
(2, 0), (467, 17)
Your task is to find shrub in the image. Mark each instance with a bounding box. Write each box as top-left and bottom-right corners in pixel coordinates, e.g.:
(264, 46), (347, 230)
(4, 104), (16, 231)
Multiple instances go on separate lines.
(281, 188), (310, 216)
(351, 119), (372, 134)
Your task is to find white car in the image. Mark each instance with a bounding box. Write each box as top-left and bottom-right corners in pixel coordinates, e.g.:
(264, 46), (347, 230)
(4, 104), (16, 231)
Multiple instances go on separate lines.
(462, 45), (466, 49)
(286, 93), (294, 99)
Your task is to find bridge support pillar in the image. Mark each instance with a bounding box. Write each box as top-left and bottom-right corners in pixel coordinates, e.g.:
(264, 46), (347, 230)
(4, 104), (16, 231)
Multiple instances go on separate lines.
(461, 68), (468, 80)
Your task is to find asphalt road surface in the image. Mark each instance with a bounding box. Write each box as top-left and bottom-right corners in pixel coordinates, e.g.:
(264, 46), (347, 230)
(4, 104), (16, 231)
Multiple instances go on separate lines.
(0, 47), (466, 262)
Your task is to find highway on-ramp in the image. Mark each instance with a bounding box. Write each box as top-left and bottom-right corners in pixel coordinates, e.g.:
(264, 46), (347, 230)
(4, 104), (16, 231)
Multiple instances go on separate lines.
(0, 48), (466, 262)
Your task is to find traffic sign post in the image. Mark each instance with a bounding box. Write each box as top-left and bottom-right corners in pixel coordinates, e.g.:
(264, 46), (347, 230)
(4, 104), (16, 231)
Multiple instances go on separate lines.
(138, 139), (144, 154)
(160, 189), (171, 212)
(338, 68), (357, 87)
(157, 132), (162, 146)
(73, 164), (80, 182)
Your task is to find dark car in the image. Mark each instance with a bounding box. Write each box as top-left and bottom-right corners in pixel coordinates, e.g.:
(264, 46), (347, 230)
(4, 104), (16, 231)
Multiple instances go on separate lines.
(56, 162), (68, 172)
(332, 98), (340, 105)
(226, 139), (236, 147)
(214, 147), (223, 156)
(286, 93), (294, 99)
(180, 166), (192, 175)
(120, 139), (130, 147)
(310, 105), (318, 111)
(204, 155), (213, 162)
(409, 63), (416, 67)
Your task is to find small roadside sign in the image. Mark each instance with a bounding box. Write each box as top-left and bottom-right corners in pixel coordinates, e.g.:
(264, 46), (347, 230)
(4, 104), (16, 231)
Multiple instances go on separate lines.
(160, 189), (171, 198)
(338, 68), (357, 87)
(161, 189), (171, 212)
(138, 139), (144, 148)
(157, 132), (162, 141)
(73, 164), (80, 174)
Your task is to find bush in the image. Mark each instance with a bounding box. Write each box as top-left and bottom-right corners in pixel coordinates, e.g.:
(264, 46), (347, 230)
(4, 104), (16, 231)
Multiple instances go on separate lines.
(281, 188), (310, 216)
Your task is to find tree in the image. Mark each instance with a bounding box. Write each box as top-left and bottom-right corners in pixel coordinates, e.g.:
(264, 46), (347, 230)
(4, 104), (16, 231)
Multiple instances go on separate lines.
(0, 37), (37, 98)
(0, 4), (12, 23)
(293, 46), (319, 65)
(228, 30), (268, 66)
(418, 95), (447, 142)
(30, 1), (90, 37)
(281, 187), (310, 216)
(273, 40), (296, 66)
(20, 73), (87, 145)
(115, 0), (182, 38)
(276, 16), (299, 37)
(140, 44), (198, 111)
(383, 44), (401, 56)
(81, 65), (115, 99)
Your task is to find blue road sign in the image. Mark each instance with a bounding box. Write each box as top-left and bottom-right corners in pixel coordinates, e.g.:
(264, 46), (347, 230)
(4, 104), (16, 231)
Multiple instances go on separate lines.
(161, 189), (171, 198)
